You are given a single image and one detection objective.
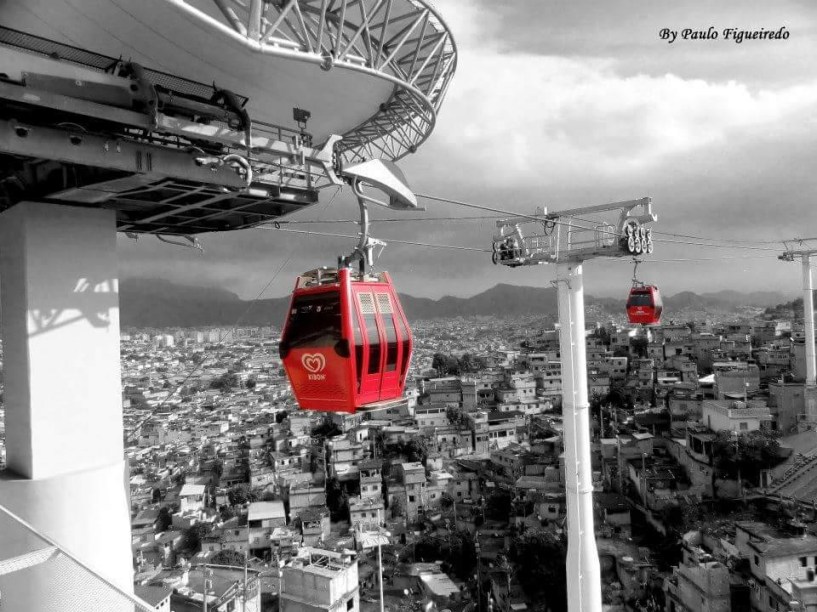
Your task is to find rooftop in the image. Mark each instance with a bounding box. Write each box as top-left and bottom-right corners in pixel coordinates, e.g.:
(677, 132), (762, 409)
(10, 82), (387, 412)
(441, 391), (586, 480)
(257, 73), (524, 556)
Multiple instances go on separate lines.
(349, 496), (385, 511)
(401, 462), (425, 473)
(737, 522), (817, 557)
(752, 535), (817, 558)
(419, 569), (460, 598)
(179, 484), (206, 497)
(134, 585), (173, 606)
(248, 501), (286, 521)
(288, 548), (356, 577)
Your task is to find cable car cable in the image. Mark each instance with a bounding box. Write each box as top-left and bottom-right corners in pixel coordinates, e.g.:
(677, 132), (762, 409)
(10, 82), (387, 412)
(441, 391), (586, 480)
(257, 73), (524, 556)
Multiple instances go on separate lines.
(272, 215), (501, 225)
(414, 192), (786, 253)
(650, 237), (780, 252)
(260, 226), (493, 252)
(600, 255), (778, 263)
(264, 224), (782, 263)
(275, 212), (786, 247)
(277, 192), (788, 251)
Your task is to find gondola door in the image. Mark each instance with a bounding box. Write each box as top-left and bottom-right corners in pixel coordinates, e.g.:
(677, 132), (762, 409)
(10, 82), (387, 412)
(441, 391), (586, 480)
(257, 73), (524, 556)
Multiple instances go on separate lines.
(352, 288), (386, 406)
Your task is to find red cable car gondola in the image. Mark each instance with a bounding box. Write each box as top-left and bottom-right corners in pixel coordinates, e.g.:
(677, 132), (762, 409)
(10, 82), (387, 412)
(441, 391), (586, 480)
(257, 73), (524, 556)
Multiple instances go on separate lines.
(278, 158), (418, 413)
(626, 285), (663, 325)
(626, 259), (662, 325)
(279, 267), (413, 413)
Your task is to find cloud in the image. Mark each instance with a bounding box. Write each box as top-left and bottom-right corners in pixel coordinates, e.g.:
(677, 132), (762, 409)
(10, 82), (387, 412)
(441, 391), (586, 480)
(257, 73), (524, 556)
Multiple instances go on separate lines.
(409, 2), (817, 191)
(464, 0), (817, 87)
(118, 1), (817, 301)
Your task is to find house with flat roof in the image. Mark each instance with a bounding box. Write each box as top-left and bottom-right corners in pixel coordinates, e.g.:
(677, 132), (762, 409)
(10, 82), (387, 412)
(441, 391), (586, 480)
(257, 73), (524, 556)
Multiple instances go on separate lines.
(248, 501), (286, 555)
(702, 399), (772, 434)
(736, 521), (817, 612)
(179, 483), (206, 514)
(281, 548), (359, 612)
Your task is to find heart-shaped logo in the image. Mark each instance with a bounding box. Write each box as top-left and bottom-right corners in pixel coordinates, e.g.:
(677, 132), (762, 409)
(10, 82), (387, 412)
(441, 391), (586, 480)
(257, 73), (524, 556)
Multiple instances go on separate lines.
(301, 353), (326, 373)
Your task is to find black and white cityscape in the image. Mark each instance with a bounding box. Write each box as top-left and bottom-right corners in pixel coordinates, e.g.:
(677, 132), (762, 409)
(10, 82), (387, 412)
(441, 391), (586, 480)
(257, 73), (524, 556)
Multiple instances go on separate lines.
(1, 2), (817, 612)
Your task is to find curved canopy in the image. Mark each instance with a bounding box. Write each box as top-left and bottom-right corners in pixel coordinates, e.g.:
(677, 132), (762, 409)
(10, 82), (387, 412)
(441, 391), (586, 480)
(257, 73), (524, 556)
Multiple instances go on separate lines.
(1, 0), (457, 163)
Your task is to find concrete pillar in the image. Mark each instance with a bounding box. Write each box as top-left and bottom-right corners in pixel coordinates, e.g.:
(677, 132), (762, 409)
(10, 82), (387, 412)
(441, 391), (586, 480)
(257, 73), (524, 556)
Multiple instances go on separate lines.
(556, 262), (602, 612)
(0, 203), (133, 608)
(803, 255), (816, 388)
(803, 256), (817, 424)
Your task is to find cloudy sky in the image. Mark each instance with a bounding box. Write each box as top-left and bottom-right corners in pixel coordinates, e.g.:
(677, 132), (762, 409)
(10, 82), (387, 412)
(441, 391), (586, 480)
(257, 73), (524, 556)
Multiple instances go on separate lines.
(117, 0), (817, 301)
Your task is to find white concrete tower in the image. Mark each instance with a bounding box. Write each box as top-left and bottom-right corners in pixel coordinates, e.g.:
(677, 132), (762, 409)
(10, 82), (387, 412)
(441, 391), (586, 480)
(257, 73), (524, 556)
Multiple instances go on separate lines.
(556, 262), (603, 612)
(491, 197), (656, 612)
(802, 255), (817, 421)
(0, 203), (133, 609)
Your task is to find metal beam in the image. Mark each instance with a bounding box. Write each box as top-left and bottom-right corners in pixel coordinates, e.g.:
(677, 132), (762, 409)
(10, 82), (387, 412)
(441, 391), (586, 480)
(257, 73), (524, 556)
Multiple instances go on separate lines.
(214, 0), (248, 36)
(260, 0), (298, 43)
(248, 0), (264, 40)
(0, 120), (248, 189)
(548, 198), (654, 220)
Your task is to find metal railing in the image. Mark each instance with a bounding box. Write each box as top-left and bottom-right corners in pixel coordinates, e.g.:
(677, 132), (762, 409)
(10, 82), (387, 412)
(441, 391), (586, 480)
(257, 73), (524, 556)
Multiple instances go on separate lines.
(0, 502), (154, 611)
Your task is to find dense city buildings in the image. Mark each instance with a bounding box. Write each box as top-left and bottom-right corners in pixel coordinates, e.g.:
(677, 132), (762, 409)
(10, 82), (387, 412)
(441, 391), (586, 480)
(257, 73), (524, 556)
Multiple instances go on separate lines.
(4, 304), (817, 612)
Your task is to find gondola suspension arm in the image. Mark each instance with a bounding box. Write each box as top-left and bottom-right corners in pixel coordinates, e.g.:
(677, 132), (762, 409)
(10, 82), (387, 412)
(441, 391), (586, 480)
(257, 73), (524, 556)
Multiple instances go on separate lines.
(339, 179), (387, 273)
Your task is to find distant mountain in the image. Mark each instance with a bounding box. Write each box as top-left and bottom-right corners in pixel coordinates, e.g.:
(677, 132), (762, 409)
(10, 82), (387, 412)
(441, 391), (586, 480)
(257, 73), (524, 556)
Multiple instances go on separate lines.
(663, 291), (708, 311)
(400, 283), (558, 319)
(118, 278), (786, 328)
(120, 279), (290, 328)
(698, 290), (784, 308)
(660, 290), (787, 313)
(119, 279), (560, 327)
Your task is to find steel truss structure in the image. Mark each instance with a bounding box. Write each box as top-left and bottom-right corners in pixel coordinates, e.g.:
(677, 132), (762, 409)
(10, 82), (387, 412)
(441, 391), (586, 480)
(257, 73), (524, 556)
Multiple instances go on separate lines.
(166, 0), (457, 163)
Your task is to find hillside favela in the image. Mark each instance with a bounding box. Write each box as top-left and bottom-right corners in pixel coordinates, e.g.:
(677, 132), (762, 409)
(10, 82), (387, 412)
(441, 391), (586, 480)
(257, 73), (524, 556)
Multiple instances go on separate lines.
(2, 2), (817, 612)
(1, 279), (817, 612)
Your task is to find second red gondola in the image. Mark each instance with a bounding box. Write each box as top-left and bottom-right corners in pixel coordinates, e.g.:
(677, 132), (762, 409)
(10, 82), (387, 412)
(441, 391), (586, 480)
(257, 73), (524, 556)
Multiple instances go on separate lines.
(279, 267), (413, 413)
(626, 285), (663, 325)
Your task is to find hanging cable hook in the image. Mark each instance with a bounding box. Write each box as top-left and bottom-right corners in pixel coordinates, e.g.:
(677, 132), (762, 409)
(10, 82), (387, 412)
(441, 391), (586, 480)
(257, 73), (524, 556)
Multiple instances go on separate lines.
(338, 179), (386, 274)
(632, 258), (643, 286)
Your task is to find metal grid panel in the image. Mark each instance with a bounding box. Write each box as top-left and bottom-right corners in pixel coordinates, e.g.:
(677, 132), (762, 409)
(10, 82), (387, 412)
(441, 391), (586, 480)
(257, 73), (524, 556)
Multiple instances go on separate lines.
(358, 292), (375, 314)
(375, 292), (393, 314)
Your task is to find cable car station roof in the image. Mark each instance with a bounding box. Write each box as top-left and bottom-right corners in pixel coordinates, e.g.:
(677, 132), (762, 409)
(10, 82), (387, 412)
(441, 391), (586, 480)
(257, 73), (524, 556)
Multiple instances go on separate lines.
(2, 0), (458, 164)
(0, 0), (457, 236)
